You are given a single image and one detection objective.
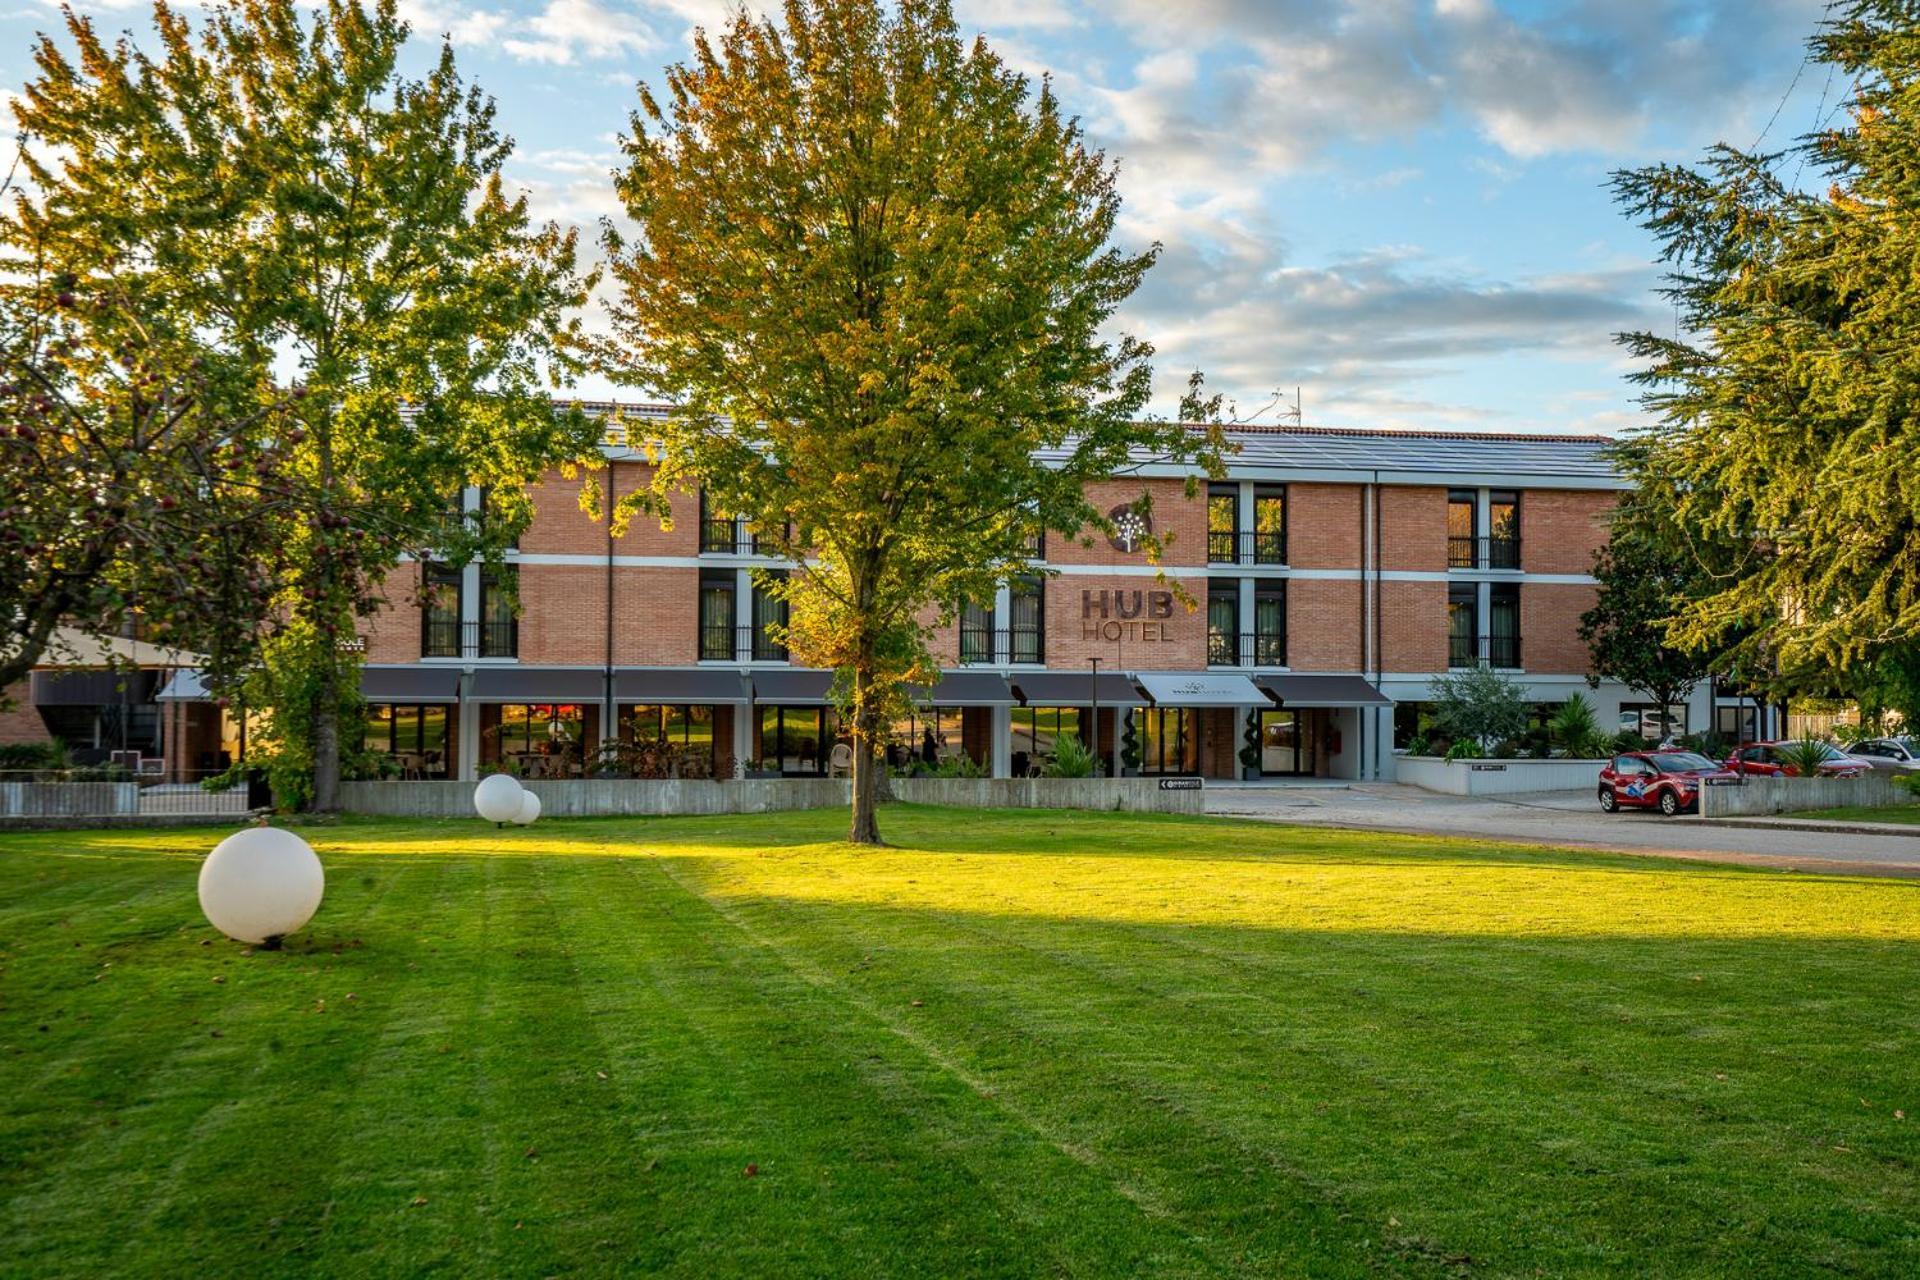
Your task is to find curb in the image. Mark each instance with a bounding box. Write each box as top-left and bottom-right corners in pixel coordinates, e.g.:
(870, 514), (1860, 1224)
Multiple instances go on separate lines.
(1693, 816), (1920, 839)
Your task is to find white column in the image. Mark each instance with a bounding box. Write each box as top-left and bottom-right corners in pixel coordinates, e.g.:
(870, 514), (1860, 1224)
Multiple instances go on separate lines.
(991, 704), (1011, 778)
(736, 567), (753, 661)
(458, 673), (479, 782)
(1237, 576), (1255, 667)
(733, 702), (753, 777)
(993, 584), (1012, 664)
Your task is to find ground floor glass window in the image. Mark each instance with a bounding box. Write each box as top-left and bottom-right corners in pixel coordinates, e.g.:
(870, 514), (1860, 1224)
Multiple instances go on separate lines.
(1010, 706), (1083, 776)
(1134, 708), (1197, 774)
(759, 706), (836, 775)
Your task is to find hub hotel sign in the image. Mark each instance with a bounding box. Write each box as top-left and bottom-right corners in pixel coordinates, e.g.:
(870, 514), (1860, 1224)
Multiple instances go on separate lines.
(1081, 589), (1176, 644)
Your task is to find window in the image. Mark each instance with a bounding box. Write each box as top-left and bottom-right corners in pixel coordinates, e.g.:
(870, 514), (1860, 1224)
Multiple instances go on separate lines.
(1009, 575), (1044, 664)
(1713, 704), (1759, 743)
(750, 571), (788, 661)
(1619, 703), (1688, 741)
(495, 704), (586, 762)
(1010, 706), (1084, 775)
(362, 704), (451, 773)
(474, 485), (521, 549)
(479, 566), (517, 658)
(887, 705), (966, 769)
(622, 704), (716, 767)
(1447, 582), (1477, 666)
(1447, 489), (1477, 567)
(1393, 701), (1440, 750)
(421, 563), (462, 657)
(1135, 707), (1197, 774)
(959, 600), (995, 665)
(699, 489), (737, 554)
(759, 706), (835, 775)
(1207, 484), (1238, 562)
(1488, 582), (1520, 668)
(1488, 490), (1520, 569)
(1253, 580), (1286, 666)
(1251, 486), (1286, 563)
(1207, 585), (1239, 666)
(699, 571), (736, 660)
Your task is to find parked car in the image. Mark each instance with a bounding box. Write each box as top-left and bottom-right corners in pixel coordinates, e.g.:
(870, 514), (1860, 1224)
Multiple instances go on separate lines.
(1722, 741), (1870, 779)
(1598, 751), (1739, 816)
(1844, 736), (1920, 773)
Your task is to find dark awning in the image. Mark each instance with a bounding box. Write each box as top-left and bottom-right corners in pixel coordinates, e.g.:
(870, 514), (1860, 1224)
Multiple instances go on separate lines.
(468, 667), (608, 703)
(361, 666), (462, 702)
(1010, 672), (1147, 708)
(906, 671), (1016, 706)
(749, 669), (835, 706)
(1136, 671), (1268, 708)
(1257, 674), (1392, 707)
(31, 669), (158, 706)
(615, 668), (752, 705)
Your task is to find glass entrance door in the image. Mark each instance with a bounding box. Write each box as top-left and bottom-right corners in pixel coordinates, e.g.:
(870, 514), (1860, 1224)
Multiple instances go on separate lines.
(1261, 710), (1305, 775)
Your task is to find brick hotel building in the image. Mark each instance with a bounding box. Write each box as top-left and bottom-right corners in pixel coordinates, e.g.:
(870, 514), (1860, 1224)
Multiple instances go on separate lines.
(7, 405), (1775, 781)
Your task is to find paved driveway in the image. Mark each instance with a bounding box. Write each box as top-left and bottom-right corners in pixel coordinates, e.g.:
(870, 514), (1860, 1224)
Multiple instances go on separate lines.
(1205, 783), (1920, 875)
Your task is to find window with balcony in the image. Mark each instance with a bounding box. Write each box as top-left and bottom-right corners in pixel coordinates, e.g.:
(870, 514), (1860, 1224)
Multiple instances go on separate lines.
(1009, 575), (1045, 664)
(959, 600), (995, 665)
(1207, 585), (1239, 665)
(1251, 486), (1286, 564)
(1489, 490), (1520, 569)
(750, 571), (789, 661)
(699, 571), (736, 660)
(1253, 580), (1287, 666)
(699, 489), (737, 554)
(1447, 489), (1477, 568)
(1488, 582), (1520, 668)
(1207, 484), (1238, 563)
(478, 566), (518, 658)
(1447, 581), (1477, 667)
(421, 563), (462, 657)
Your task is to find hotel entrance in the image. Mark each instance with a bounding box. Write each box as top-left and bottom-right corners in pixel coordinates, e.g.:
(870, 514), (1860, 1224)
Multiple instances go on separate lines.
(1259, 709), (1311, 776)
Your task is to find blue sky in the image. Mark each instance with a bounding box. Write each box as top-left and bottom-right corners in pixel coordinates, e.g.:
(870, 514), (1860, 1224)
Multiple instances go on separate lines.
(2, 0), (1839, 432)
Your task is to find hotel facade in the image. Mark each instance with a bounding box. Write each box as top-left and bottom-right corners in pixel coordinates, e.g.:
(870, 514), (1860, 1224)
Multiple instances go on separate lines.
(7, 406), (1774, 781)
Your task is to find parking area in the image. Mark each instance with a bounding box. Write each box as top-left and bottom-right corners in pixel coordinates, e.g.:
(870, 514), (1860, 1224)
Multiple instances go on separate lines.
(1205, 782), (1920, 875)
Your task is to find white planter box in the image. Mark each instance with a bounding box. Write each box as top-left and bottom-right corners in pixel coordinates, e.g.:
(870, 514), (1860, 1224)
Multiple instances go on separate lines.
(1395, 756), (1608, 797)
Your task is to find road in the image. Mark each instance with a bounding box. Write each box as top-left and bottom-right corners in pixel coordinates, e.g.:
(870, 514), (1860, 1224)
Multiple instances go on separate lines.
(1204, 783), (1920, 875)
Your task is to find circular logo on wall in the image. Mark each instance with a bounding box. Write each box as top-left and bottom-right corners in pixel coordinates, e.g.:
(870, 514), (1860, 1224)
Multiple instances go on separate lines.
(1107, 504), (1151, 554)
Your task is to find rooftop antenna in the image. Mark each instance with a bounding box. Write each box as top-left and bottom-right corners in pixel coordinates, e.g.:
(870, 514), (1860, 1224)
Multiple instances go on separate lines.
(1279, 386), (1302, 427)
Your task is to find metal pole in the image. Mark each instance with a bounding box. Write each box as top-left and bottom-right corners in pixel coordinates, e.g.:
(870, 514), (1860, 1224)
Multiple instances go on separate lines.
(1089, 656), (1101, 777)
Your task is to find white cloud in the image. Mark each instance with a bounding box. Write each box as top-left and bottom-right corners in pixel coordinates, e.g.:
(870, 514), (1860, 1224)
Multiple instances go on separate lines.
(503, 0), (659, 64)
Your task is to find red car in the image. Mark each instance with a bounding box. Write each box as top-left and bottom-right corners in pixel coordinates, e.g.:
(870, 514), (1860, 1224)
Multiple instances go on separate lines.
(1598, 750), (1740, 815)
(1723, 741), (1870, 779)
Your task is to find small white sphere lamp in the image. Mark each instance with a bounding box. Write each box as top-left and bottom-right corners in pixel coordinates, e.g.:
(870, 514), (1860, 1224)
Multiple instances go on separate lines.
(198, 826), (325, 948)
(474, 772), (525, 824)
(513, 790), (541, 826)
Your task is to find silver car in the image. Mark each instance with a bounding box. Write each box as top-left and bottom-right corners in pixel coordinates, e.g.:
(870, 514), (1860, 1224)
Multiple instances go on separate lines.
(1845, 737), (1920, 772)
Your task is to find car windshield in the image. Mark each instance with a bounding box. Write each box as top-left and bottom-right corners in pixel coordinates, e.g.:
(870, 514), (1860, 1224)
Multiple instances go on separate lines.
(1649, 753), (1718, 773)
(1814, 743), (1854, 761)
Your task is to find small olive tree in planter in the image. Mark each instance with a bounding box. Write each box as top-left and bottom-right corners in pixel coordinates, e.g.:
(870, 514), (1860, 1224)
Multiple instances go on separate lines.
(1430, 665), (1530, 757)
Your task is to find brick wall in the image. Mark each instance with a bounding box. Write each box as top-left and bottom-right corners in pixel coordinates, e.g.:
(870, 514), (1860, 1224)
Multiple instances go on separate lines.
(1379, 485), (1448, 572)
(1046, 574), (1209, 671)
(1286, 578), (1363, 670)
(0, 683), (51, 746)
(1286, 484), (1363, 569)
(1520, 490), (1614, 575)
(1521, 583), (1598, 674)
(1380, 580), (1449, 674)
(522, 462), (700, 557)
(362, 563), (425, 664)
(1050, 478), (1207, 568)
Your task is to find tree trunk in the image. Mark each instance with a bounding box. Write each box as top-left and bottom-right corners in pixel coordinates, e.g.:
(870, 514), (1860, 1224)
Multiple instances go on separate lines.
(848, 659), (884, 845)
(311, 633), (341, 813)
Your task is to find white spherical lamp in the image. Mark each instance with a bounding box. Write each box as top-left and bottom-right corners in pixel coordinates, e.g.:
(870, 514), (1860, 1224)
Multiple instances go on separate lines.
(474, 772), (525, 824)
(512, 789), (541, 826)
(198, 826), (325, 947)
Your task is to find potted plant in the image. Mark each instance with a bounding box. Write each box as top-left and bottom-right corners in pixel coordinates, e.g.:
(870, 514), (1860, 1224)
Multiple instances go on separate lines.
(1119, 716), (1142, 778)
(1240, 709), (1261, 781)
(742, 757), (781, 780)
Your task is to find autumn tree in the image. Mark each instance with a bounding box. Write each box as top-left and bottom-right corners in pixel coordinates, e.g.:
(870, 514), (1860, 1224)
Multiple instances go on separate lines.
(6, 0), (596, 807)
(602, 0), (1219, 843)
(1611, 0), (1920, 691)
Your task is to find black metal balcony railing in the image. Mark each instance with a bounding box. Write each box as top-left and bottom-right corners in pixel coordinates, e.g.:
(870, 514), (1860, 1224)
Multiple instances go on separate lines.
(955, 626), (1044, 666)
(1207, 631), (1287, 667)
(1447, 535), (1522, 570)
(700, 624), (788, 662)
(700, 521), (774, 556)
(1206, 529), (1288, 565)
(1449, 633), (1522, 669)
(422, 618), (518, 659)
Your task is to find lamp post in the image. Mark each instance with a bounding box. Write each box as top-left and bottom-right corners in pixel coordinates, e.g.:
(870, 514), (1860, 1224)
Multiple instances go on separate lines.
(1089, 656), (1101, 777)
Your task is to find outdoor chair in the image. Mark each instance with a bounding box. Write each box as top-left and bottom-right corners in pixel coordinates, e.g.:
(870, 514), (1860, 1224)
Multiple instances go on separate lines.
(828, 742), (853, 778)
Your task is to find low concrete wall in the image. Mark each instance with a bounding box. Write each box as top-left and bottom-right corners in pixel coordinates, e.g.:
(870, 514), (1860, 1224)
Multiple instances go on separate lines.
(890, 777), (1204, 813)
(1699, 772), (1909, 818)
(1395, 756), (1608, 797)
(339, 776), (1202, 818)
(0, 781), (138, 818)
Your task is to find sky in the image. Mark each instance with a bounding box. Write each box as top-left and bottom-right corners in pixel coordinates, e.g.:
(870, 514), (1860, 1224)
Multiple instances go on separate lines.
(1, 0), (1843, 434)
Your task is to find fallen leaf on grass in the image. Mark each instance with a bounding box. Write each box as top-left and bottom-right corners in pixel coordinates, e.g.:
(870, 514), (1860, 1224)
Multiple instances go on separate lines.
(410, 1196), (428, 1207)
(743, 1164), (758, 1178)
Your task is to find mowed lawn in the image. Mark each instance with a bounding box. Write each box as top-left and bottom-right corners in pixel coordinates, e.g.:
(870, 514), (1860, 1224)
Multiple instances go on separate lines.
(1798, 803), (1920, 826)
(3, 809), (1919, 1278)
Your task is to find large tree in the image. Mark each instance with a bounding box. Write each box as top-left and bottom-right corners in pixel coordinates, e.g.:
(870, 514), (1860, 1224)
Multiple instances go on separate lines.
(6, 0), (596, 806)
(1611, 1), (1920, 691)
(603, 0), (1220, 844)
(1579, 491), (1718, 728)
